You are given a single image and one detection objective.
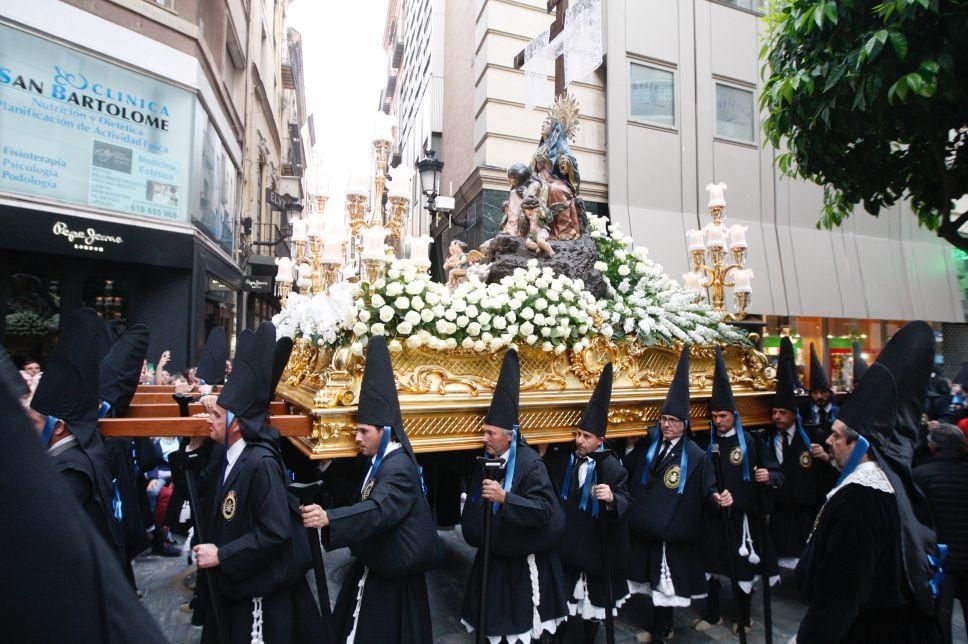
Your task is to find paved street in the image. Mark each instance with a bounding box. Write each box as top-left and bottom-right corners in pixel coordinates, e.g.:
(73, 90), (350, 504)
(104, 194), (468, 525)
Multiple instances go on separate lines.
(135, 529), (967, 643)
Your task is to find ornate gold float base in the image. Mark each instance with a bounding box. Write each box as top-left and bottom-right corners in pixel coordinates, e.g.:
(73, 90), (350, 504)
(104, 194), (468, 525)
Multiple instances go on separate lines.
(277, 338), (776, 459)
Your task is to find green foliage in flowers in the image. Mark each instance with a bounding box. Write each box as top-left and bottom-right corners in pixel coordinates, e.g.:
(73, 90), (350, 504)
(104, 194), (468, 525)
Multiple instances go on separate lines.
(761, 0), (968, 250)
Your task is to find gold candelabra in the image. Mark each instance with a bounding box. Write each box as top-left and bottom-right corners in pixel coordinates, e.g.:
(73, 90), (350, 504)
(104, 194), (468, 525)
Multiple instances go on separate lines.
(685, 188), (753, 321)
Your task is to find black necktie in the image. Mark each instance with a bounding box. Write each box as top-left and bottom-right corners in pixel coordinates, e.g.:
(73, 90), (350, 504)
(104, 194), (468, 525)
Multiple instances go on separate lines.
(783, 432), (793, 461)
(819, 407), (829, 425)
(652, 441), (671, 473)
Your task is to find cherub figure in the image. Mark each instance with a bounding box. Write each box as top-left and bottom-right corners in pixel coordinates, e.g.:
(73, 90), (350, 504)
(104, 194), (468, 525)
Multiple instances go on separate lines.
(504, 163), (541, 237)
(521, 195), (555, 257)
(444, 240), (469, 287)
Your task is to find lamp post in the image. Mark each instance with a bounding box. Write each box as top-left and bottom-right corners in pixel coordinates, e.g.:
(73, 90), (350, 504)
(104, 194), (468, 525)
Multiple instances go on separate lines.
(416, 149), (444, 223)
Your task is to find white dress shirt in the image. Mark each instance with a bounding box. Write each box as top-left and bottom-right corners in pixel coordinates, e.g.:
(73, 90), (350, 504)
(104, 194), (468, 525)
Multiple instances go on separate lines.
(223, 438), (247, 483)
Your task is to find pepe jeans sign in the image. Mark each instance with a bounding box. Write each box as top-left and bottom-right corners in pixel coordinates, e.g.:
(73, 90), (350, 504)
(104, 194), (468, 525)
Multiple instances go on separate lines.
(244, 276), (272, 293)
(52, 221), (123, 253)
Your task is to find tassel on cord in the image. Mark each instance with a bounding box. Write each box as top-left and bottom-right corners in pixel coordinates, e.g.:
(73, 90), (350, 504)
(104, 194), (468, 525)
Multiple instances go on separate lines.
(250, 597), (264, 644)
(738, 513), (760, 565)
(528, 553), (542, 637)
(658, 543), (675, 597)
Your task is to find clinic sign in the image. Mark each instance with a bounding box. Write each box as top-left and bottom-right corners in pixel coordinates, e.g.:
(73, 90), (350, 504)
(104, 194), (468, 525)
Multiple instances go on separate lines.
(0, 23), (193, 222)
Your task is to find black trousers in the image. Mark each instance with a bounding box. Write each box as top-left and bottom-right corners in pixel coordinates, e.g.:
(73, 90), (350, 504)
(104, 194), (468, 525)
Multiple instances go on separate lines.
(939, 570), (968, 644)
(703, 577), (752, 626)
(650, 604), (673, 634)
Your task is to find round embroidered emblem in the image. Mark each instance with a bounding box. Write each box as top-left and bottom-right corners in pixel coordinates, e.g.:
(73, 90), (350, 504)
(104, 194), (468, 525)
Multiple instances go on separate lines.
(799, 452), (813, 469)
(663, 465), (681, 489)
(361, 478), (376, 501)
(221, 490), (237, 521)
(729, 446), (743, 466)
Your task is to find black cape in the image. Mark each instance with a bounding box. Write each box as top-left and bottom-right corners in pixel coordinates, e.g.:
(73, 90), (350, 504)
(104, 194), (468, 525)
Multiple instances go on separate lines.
(627, 434), (715, 603)
(552, 450), (631, 614)
(324, 446), (441, 643)
(767, 426), (837, 558)
(460, 444), (570, 638)
(0, 387), (166, 643)
(795, 480), (938, 643)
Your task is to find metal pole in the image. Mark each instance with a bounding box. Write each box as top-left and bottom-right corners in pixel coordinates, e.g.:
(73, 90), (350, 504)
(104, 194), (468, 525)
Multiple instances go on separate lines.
(710, 444), (748, 644)
(288, 481), (335, 644)
(476, 458), (503, 644)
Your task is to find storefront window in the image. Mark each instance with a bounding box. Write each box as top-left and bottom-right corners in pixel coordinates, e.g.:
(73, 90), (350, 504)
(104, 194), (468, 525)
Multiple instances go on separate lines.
(192, 105), (240, 254)
(4, 270), (62, 368)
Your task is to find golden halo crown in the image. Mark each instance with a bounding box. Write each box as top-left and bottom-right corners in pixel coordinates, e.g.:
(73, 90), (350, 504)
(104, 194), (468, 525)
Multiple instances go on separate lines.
(549, 93), (581, 141)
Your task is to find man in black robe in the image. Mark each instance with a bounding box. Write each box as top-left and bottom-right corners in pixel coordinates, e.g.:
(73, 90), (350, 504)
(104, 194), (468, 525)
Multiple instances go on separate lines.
(300, 336), (443, 643)
(800, 343), (839, 437)
(627, 346), (716, 643)
(696, 347), (781, 636)
(552, 364), (631, 641)
(767, 337), (837, 567)
(461, 349), (570, 643)
(795, 321), (941, 643)
(0, 384), (167, 644)
(30, 308), (127, 571)
(193, 323), (321, 644)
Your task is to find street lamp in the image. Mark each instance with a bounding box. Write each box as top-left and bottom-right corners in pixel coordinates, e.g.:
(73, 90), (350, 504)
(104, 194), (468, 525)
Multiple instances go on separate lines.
(415, 149), (444, 213)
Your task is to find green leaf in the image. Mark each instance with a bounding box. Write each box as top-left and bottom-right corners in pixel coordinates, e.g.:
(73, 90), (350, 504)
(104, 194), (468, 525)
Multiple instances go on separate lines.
(823, 2), (839, 24)
(888, 77), (909, 102)
(815, 2), (826, 28)
(888, 31), (908, 59)
(823, 61), (847, 92)
(874, 29), (889, 45)
(905, 72), (924, 93)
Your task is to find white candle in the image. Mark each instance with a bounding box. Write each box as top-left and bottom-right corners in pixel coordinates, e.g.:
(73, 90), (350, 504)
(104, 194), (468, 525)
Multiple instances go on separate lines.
(290, 218), (308, 243)
(409, 235), (434, 267)
(373, 112), (394, 143)
(682, 271), (703, 292)
(307, 213), (325, 238)
(732, 268), (754, 293)
(297, 263), (312, 289)
(321, 225), (345, 263)
(274, 257), (293, 283)
(346, 174), (370, 197)
(704, 222), (726, 249)
(728, 224), (748, 249)
(361, 225), (388, 260)
(706, 182), (727, 208)
(686, 229), (706, 252)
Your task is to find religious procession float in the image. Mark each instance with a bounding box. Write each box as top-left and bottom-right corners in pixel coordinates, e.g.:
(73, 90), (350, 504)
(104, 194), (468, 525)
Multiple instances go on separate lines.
(268, 94), (775, 459)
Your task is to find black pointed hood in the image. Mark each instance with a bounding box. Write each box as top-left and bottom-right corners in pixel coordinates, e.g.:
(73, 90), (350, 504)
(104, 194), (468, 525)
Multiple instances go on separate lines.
(217, 323), (276, 443)
(99, 325), (149, 417)
(31, 308), (101, 436)
(838, 321), (938, 615)
(661, 346), (691, 421)
(809, 343), (831, 392)
(578, 363), (612, 437)
(97, 319), (119, 366)
(0, 346), (28, 398)
(271, 337), (294, 395)
(485, 349), (520, 432)
(852, 341), (869, 385)
(709, 347), (736, 412)
(356, 336), (417, 461)
(779, 336), (802, 392)
(953, 361), (968, 390)
(772, 341), (798, 413)
(196, 327), (227, 385)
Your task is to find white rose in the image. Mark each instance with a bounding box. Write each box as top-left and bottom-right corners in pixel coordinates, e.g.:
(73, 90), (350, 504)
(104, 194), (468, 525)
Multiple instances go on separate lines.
(425, 292), (440, 306)
(493, 317), (508, 330)
(435, 319), (450, 334)
(388, 267), (401, 279)
(534, 298), (548, 311)
(445, 338), (458, 350)
(548, 305), (559, 317)
(479, 312), (492, 326)
(432, 304), (446, 317)
(353, 322), (368, 336)
(526, 285), (538, 297)
(593, 261), (608, 271)
(521, 307), (535, 320)
(526, 334), (538, 345)
(533, 313), (546, 326)
(406, 334), (423, 348)
(542, 341), (553, 352)
(482, 332), (493, 342)
(456, 315), (469, 328)
(404, 280), (424, 296)
(410, 296), (424, 311)
(506, 311), (517, 323)
(635, 262), (647, 274)
(467, 322), (482, 336)
(359, 309), (371, 323)
(444, 308), (457, 321)
(386, 282), (404, 297)
(465, 304), (479, 319)
(615, 250), (627, 261)
(370, 323), (386, 336)
(371, 294), (385, 308)
(508, 299), (522, 311)
(394, 297), (410, 310)
(397, 321), (413, 335)
(461, 337), (475, 349)
(474, 340), (486, 352)
(421, 308), (435, 323)
(541, 327), (551, 338)
(388, 339), (403, 352)
(379, 306), (395, 323)
(520, 321), (535, 336)
(507, 324), (519, 337)
(405, 311), (421, 326)
(452, 299), (467, 313)
(602, 324), (614, 338)
(351, 341), (364, 356)
(618, 264), (631, 276)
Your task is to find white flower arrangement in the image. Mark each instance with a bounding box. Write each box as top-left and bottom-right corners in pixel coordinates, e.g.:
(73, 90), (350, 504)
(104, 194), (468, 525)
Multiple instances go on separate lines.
(275, 224), (745, 351)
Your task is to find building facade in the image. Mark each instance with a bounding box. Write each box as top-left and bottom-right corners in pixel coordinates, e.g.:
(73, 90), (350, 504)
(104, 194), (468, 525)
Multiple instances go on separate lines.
(415, 0), (963, 379)
(0, 0), (304, 373)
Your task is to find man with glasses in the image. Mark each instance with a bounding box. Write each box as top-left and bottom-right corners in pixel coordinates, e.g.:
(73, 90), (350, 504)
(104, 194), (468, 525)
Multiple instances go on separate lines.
(627, 347), (717, 643)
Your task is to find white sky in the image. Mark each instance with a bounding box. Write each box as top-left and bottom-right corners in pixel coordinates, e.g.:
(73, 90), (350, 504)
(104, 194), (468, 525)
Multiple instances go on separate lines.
(286, 0), (390, 216)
